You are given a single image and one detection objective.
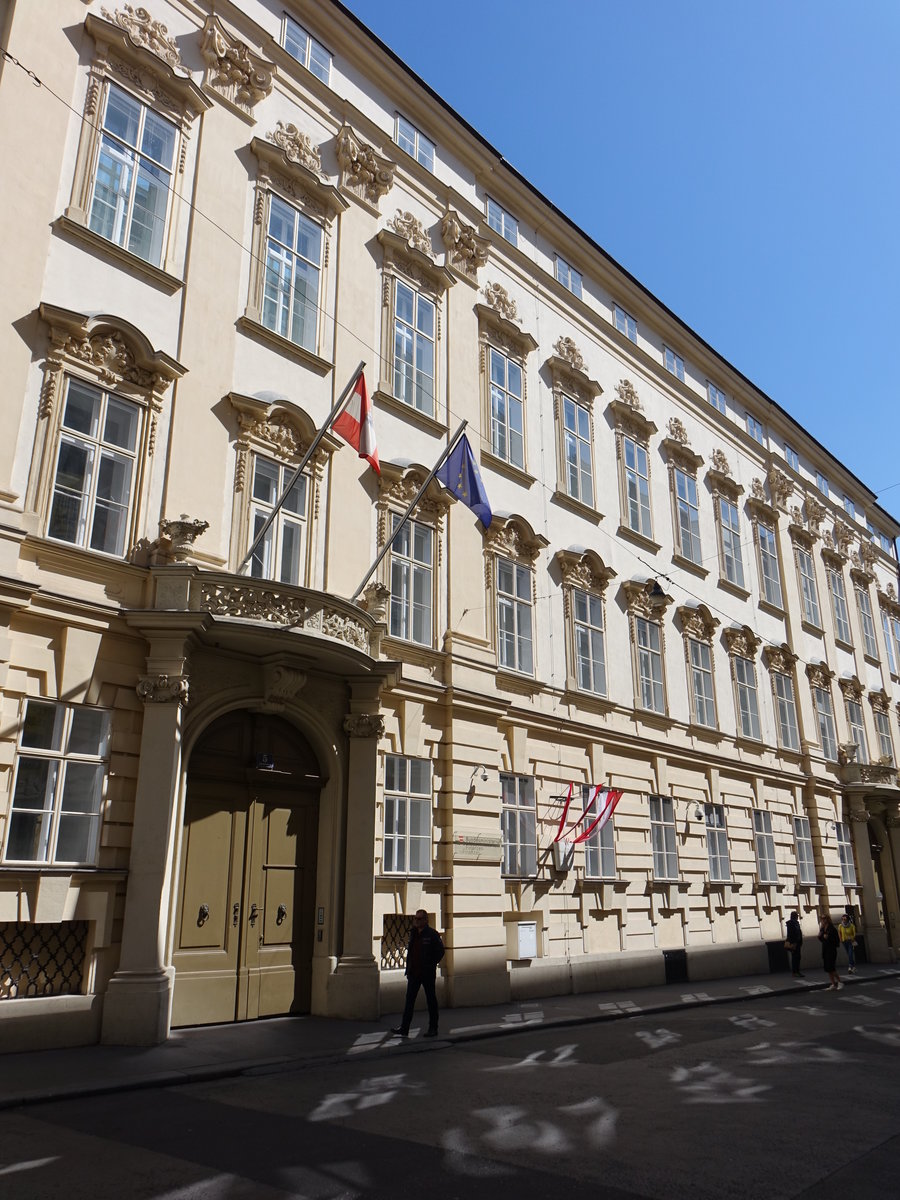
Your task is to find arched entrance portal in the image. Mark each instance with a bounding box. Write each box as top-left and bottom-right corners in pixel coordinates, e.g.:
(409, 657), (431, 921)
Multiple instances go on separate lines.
(171, 710), (321, 1027)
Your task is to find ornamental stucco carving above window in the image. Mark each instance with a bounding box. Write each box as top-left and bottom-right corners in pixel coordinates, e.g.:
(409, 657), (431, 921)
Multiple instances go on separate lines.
(269, 122), (322, 173)
(200, 14), (275, 114)
(441, 210), (489, 280)
(101, 5), (184, 72)
(336, 124), (394, 207)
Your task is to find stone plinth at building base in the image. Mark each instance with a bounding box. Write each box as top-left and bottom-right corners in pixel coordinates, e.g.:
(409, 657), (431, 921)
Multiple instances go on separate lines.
(101, 968), (175, 1046)
(326, 956), (380, 1019)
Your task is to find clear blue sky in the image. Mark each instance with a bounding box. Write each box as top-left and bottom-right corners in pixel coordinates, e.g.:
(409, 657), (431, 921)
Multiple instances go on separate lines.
(341, 0), (900, 525)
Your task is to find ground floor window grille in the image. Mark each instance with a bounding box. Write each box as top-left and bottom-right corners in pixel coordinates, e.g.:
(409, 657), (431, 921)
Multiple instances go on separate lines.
(380, 913), (414, 970)
(0, 921), (87, 999)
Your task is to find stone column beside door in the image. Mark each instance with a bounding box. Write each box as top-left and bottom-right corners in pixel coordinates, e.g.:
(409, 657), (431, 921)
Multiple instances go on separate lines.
(849, 802), (890, 962)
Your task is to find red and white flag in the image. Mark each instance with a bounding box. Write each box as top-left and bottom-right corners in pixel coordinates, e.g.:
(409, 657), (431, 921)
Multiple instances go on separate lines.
(332, 372), (380, 474)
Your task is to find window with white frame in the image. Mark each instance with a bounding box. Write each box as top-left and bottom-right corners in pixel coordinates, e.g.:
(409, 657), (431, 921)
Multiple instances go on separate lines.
(704, 803), (731, 881)
(881, 610), (897, 674)
(486, 197), (517, 245)
(753, 809), (778, 882)
(718, 496), (746, 589)
(573, 588), (606, 696)
(892, 615), (900, 670)
(795, 544), (821, 626)
(488, 346), (525, 469)
(4, 700), (110, 865)
(389, 513), (433, 646)
(845, 697), (869, 765)
(734, 654), (761, 740)
(561, 394), (594, 506)
(664, 346), (684, 381)
(392, 280), (435, 415)
(583, 785), (616, 878)
(835, 821), (856, 885)
(623, 436), (652, 538)
(383, 755), (431, 874)
(855, 583), (878, 658)
(649, 795), (678, 879)
(497, 557), (533, 674)
(555, 256), (583, 298)
(47, 378), (140, 557)
(248, 456), (308, 585)
(501, 774), (536, 876)
(673, 467), (702, 564)
(635, 616), (666, 713)
(394, 115), (434, 170)
(757, 522), (784, 607)
(87, 82), (177, 268)
(282, 15), (331, 82)
(793, 816), (816, 885)
(880, 532), (893, 555)
(746, 413), (764, 443)
(816, 471), (829, 496)
(262, 195), (323, 353)
(707, 382), (726, 414)
(813, 684), (838, 760)
(687, 638), (717, 728)
(842, 495), (855, 519)
(613, 305), (637, 342)
(826, 566), (852, 643)
(874, 707), (894, 762)
(772, 671), (801, 752)
(784, 443), (799, 471)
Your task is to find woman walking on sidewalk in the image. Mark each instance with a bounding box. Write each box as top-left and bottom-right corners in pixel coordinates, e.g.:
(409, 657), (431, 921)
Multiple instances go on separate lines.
(838, 913), (857, 973)
(819, 912), (843, 990)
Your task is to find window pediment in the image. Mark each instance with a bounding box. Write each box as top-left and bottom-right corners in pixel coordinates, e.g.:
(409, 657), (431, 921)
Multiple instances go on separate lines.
(377, 228), (454, 295)
(554, 549), (615, 594)
(227, 392), (336, 491)
(838, 675), (863, 703)
(545, 337), (601, 406)
(762, 643), (798, 673)
(251, 136), (347, 221)
(869, 688), (890, 715)
(676, 603), (719, 642)
(607, 378), (657, 440)
(485, 515), (548, 563)
(377, 461), (453, 526)
(723, 625), (761, 659)
(745, 478), (778, 523)
(476, 284), (537, 357)
(805, 661), (834, 689)
(621, 578), (672, 617)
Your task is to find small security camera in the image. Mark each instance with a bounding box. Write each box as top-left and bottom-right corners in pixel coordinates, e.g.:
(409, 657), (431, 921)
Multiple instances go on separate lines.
(480, 768), (489, 783)
(694, 806), (703, 821)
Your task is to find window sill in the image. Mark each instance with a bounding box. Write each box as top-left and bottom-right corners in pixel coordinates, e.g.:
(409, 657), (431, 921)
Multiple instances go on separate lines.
(671, 553), (708, 579)
(381, 636), (445, 671)
(616, 524), (661, 555)
(552, 489), (603, 524)
(734, 734), (766, 753)
(479, 449), (536, 489)
(373, 388), (447, 436)
(563, 687), (615, 714)
(237, 315), (333, 375)
(757, 599), (786, 619)
(800, 619), (824, 638)
(717, 577), (751, 602)
(833, 636), (854, 652)
(863, 653), (881, 667)
(686, 722), (723, 741)
(496, 669), (543, 696)
(633, 708), (674, 730)
(56, 215), (183, 294)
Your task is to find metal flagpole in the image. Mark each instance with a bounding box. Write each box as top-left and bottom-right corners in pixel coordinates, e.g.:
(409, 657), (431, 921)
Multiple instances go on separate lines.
(350, 419), (467, 601)
(237, 360), (366, 575)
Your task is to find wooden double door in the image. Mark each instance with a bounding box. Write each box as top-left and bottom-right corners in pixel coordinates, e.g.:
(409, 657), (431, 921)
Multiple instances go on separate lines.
(172, 711), (320, 1027)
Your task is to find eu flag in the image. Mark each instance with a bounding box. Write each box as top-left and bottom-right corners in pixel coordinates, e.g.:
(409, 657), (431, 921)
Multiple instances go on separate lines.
(437, 434), (492, 528)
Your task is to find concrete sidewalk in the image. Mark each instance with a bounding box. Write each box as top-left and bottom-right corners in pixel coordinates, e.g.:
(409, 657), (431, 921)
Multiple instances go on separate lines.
(2, 964), (897, 1111)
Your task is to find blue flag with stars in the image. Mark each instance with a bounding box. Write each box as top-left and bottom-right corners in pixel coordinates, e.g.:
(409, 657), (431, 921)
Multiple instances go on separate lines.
(437, 434), (492, 528)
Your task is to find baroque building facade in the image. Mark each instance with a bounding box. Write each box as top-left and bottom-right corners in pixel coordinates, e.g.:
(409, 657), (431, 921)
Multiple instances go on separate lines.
(1, 0), (899, 1049)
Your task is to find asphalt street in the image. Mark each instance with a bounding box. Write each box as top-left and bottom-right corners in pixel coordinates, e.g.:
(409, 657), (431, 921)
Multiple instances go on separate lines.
(3, 977), (900, 1199)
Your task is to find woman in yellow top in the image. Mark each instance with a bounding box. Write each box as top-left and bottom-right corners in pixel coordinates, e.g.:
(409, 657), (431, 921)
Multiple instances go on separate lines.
(838, 913), (857, 973)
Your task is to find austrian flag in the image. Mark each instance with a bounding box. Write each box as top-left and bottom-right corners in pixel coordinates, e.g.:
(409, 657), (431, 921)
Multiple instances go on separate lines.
(332, 372), (380, 474)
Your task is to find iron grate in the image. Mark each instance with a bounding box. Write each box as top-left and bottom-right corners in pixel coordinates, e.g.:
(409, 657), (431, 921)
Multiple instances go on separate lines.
(381, 913), (414, 970)
(0, 921), (87, 1000)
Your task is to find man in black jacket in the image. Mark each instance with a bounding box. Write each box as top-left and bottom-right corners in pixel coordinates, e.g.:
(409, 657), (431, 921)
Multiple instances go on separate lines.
(392, 910), (444, 1038)
(786, 910), (804, 978)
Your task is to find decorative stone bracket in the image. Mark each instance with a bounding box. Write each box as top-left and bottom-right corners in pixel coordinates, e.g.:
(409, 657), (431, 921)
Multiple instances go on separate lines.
(136, 673), (190, 705)
(200, 14), (275, 115)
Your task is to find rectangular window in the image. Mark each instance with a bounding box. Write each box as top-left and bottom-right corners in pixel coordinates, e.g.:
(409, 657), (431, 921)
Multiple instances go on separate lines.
(555, 256), (583, 298)
(816, 471), (829, 497)
(784, 443), (799, 471)
(48, 378), (139, 556)
(893, 617), (900, 672)
(856, 585), (878, 658)
(814, 686), (838, 760)
(846, 699), (869, 765)
(836, 821), (856, 886)
(389, 513), (433, 646)
(758, 523), (783, 607)
(486, 197), (517, 245)
(707, 382), (726, 414)
(489, 347), (524, 469)
(501, 774), (536, 876)
(746, 413), (764, 443)
(623, 436), (652, 538)
(262, 194), (322, 352)
(282, 15), (331, 82)
(573, 588), (606, 696)
(719, 497), (745, 589)
(4, 700), (110, 864)
(795, 545), (821, 626)
(88, 82), (176, 267)
(562, 395), (593, 506)
(704, 804), (731, 881)
(842, 495), (855, 519)
(674, 468), (702, 563)
(636, 617), (665, 713)
(664, 346), (684, 381)
(793, 816), (816, 885)
(882, 611), (897, 675)
(383, 755), (431, 874)
(753, 809), (778, 883)
(688, 638), (717, 728)
(827, 567), (852, 643)
(393, 279), (435, 415)
(734, 656), (761, 740)
(497, 558), (533, 675)
(874, 709), (894, 763)
(583, 785), (616, 879)
(772, 672), (801, 752)
(880, 532), (893, 555)
(248, 457), (308, 585)
(650, 795), (678, 880)
(613, 304), (637, 342)
(395, 115), (434, 170)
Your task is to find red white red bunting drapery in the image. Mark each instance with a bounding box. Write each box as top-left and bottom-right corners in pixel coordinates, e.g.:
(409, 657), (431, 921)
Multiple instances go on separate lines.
(553, 783), (624, 844)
